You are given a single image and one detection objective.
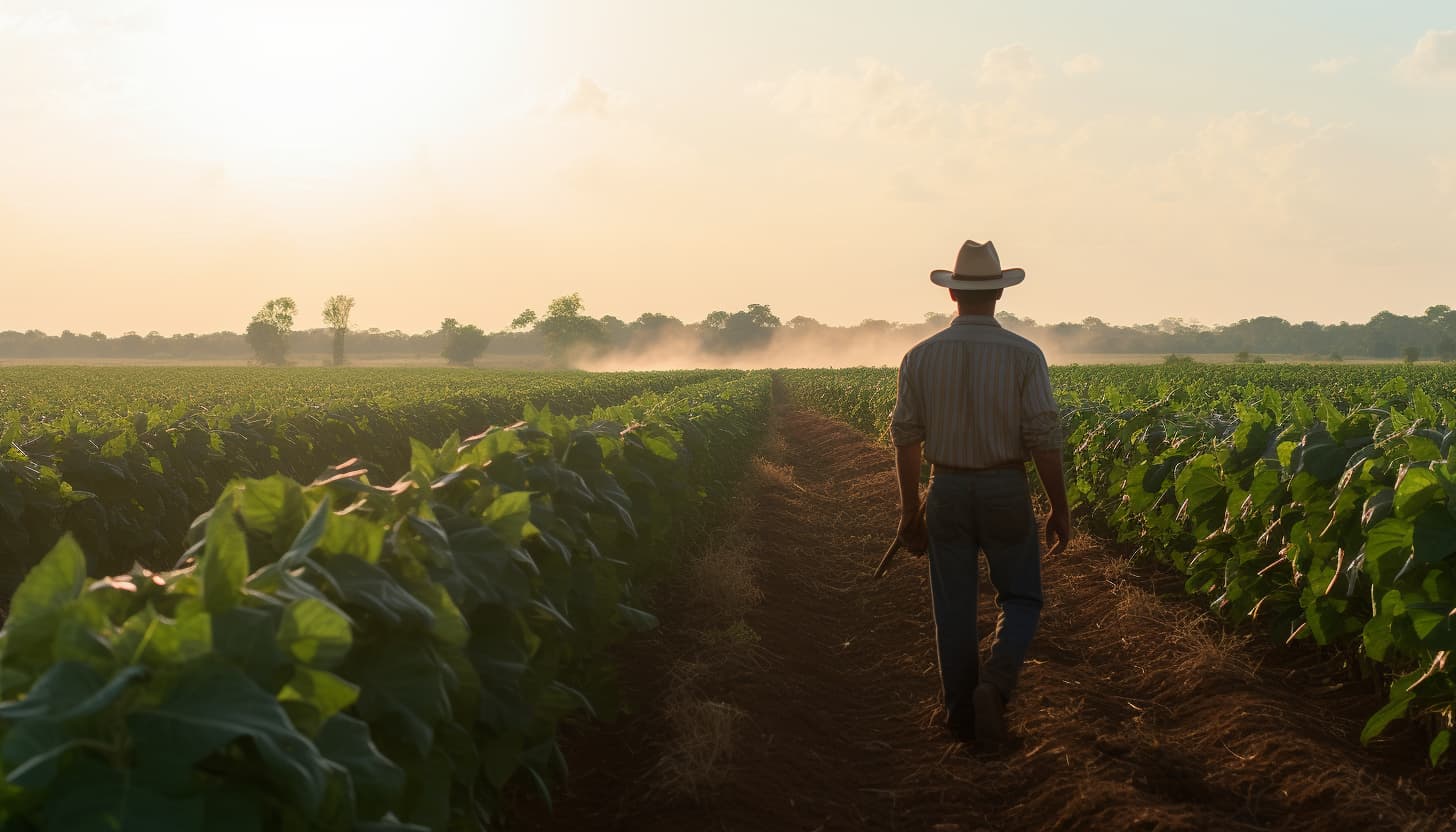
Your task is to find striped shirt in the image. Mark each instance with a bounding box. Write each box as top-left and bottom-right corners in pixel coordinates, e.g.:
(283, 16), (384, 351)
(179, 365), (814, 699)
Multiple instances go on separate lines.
(890, 314), (1062, 466)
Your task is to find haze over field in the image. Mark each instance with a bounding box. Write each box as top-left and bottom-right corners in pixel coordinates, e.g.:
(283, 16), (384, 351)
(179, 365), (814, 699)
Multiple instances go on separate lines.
(2, 1), (1455, 337)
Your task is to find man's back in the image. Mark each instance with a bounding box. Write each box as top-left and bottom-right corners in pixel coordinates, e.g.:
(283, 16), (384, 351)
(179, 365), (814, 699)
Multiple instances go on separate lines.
(891, 314), (1061, 469)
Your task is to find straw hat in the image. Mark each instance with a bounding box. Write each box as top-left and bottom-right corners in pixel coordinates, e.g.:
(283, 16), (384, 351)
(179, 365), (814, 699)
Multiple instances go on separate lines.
(929, 240), (1025, 289)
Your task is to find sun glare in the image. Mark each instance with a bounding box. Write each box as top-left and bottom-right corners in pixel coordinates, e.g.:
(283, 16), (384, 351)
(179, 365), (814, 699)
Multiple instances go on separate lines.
(142, 2), (523, 178)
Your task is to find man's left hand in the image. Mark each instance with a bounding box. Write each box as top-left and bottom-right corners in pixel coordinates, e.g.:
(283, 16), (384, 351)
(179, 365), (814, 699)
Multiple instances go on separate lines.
(898, 508), (928, 555)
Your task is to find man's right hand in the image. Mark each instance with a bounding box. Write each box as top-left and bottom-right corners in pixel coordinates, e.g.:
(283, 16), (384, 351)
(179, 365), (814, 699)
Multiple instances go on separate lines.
(1044, 508), (1070, 556)
(898, 509), (929, 555)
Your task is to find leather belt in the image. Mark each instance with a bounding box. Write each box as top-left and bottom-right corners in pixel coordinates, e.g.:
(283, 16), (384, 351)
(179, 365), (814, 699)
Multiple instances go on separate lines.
(931, 460), (1025, 474)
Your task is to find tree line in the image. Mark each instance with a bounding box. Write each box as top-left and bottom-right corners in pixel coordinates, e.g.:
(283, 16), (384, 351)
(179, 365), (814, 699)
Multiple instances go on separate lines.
(3, 298), (1454, 364)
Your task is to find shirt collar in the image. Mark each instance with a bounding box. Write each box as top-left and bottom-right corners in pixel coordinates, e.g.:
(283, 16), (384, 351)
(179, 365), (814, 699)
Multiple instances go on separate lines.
(951, 314), (1001, 328)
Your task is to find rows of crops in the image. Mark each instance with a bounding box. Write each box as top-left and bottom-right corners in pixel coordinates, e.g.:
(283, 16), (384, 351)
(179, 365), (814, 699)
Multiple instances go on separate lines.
(0, 372), (772, 829)
(782, 364), (1456, 766)
(0, 368), (737, 602)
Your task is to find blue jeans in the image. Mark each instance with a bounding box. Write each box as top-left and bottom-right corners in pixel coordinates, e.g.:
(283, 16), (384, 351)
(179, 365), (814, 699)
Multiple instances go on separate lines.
(925, 468), (1043, 730)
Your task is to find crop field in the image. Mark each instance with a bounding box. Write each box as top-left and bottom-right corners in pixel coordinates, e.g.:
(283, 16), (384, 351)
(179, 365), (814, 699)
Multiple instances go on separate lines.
(0, 367), (736, 596)
(784, 363), (1456, 767)
(3, 364), (1456, 831)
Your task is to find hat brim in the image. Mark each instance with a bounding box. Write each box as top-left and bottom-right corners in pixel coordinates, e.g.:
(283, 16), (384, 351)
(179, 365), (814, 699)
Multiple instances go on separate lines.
(930, 268), (1025, 290)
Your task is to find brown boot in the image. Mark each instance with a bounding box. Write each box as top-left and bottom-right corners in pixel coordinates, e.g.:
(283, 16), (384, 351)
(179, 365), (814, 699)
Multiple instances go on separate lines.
(972, 682), (1007, 744)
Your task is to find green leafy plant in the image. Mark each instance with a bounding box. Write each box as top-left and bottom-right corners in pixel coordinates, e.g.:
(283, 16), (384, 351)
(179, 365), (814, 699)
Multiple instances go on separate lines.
(0, 373), (770, 830)
(783, 364), (1456, 766)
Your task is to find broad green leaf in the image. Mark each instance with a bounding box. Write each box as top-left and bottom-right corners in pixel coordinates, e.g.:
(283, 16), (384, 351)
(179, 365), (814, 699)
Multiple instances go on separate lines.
(1407, 603), (1456, 650)
(35, 756), (207, 832)
(420, 584), (469, 648)
(321, 555), (434, 630)
(1396, 466), (1444, 519)
(210, 607), (281, 682)
(278, 667), (360, 723)
(1361, 695), (1411, 745)
(321, 513), (386, 564)
(1362, 615), (1396, 662)
(342, 640), (454, 758)
(1174, 455), (1223, 510)
(1431, 730), (1452, 767)
(483, 490), (535, 547)
(1, 718), (71, 789)
(279, 496), (332, 567)
(277, 598), (353, 669)
(1413, 510), (1456, 565)
(200, 509), (249, 614)
(5, 534), (87, 654)
(315, 714), (405, 820)
(1364, 518), (1414, 586)
(409, 438), (438, 478)
(129, 663), (331, 813)
(0, 662), (146, 722)
(237, 476), (306, 549)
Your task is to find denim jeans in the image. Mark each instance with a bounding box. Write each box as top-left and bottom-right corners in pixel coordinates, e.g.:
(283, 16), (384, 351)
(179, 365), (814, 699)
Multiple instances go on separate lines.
(925, 468), (1043, 731)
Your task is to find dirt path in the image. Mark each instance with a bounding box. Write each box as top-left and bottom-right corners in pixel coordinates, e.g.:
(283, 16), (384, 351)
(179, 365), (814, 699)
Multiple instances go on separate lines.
(518, 407), (1456, 832)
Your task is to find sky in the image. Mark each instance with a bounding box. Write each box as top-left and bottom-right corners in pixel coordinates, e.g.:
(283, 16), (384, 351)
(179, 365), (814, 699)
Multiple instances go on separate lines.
(1, 0), (1454, 336)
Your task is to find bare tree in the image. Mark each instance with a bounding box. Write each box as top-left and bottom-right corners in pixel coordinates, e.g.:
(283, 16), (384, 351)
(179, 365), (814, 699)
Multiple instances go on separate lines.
(323, 295), (356, 366)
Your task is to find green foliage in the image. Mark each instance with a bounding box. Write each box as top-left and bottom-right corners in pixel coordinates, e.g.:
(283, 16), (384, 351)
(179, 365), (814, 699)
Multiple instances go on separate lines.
(323, 296), (356, 366)
(438, 319), (490, 366)
(0, 373), (771, 829)
(784, 363), (1456, 767)
(532, 294), (607, 362)
(0, 368), (741, 604)
(246, 298), (298, 366)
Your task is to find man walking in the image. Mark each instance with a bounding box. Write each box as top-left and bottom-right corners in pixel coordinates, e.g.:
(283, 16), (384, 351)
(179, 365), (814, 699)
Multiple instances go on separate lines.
(890, 239), (1070, 745)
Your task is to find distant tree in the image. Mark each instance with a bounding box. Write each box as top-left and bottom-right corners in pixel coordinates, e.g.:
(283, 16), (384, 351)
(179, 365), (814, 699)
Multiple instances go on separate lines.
(246, 297), (296, 365)
(1163, 353), (1196, 366)
(439, 317), (490, 365)
(710, 304), (781, 352)
(599, 314), (629, 346)
(1403, 346), (1421, 364)
(631, 312), (684, 334)
(1438, 336), (1456, 363)
(322, 294), (356, 366)
(534, 293), (608, 360)
(922, 312), (952, 328)
(699, 310), (730, 330)
(787, 315), (827, 330)
(510, 309), (538, 330)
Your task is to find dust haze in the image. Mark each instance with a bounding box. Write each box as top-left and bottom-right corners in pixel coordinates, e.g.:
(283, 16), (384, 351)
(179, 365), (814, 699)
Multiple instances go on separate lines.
(572, 322), (1087, 371)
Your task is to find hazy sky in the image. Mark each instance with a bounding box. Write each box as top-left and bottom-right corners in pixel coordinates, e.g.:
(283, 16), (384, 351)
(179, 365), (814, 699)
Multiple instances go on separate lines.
(2, 1), (1454, 335)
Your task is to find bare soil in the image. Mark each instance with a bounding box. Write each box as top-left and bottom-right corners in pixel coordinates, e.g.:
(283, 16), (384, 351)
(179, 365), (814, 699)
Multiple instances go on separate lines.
(516, 407), (1456, 832)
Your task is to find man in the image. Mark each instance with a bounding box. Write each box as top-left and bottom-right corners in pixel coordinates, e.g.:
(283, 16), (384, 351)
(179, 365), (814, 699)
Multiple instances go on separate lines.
(890, 239), (1070, 746)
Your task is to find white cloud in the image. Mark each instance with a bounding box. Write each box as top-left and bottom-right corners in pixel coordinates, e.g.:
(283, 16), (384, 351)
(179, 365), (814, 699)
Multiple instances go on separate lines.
(1062, 54), (1103, 77)
(1153, 110), (1334, 231)
(755, 58), (948, 140)
(1396, 29), (1456, 84)
(979, 44), (1042, 89)
(557, 76), (610, 118)
(1311, 56), (1356, 74)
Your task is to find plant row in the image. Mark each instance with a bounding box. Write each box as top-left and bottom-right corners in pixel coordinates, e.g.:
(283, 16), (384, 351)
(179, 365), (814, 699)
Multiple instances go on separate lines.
(0, 372), (772, 830)
(781, 366), (1456, 766)
(1, 368), (735, 602)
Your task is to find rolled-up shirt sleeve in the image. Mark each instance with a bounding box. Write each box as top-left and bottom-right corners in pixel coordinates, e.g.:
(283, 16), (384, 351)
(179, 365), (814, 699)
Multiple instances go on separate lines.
(1020, 352), (1063, 453)
(890, 354), (925, 447)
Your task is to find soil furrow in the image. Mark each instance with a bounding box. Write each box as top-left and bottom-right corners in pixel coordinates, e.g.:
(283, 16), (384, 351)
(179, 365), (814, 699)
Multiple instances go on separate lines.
(519, 406), (1456, 832)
